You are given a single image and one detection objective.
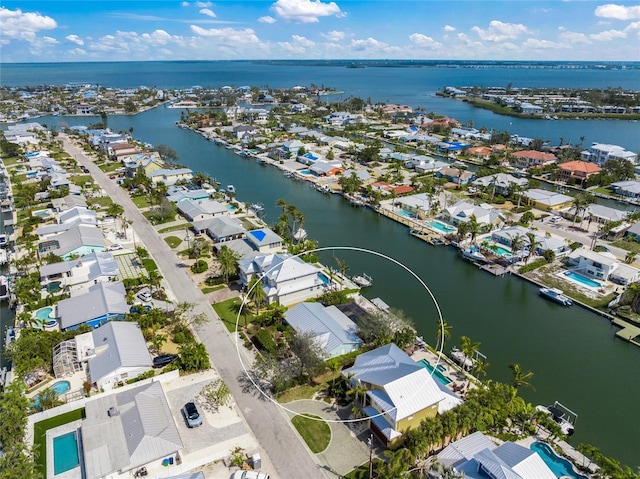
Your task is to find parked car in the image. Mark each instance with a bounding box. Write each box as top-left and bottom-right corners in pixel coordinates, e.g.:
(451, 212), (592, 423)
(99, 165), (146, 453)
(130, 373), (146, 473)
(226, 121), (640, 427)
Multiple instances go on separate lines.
(107, 243), (123, 251)
(182, 402), (202, 428)
(231, 471), (270, 479)
(153, 353), (178, 368)
(138, 291), (152, 302)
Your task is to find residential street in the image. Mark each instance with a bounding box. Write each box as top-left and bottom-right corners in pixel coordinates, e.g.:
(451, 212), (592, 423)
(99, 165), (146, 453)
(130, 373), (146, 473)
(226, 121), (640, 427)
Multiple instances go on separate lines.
(60, 135), (328, 479)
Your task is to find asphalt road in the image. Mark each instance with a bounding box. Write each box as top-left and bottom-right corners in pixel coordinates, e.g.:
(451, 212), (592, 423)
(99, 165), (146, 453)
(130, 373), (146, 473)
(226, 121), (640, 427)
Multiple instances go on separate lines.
(61, 135), (327, 479)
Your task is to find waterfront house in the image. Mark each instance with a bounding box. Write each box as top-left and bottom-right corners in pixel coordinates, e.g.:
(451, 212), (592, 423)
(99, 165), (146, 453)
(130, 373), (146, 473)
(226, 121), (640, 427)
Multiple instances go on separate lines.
(472, 173), (528, 197)
(177, 199), (227, 222)
(343, 343), (461, 448)
(518, 102), (544, 115)
(491, 226), (570, 257)
(284, 302), (362, 358)
(297, 151), (320, 165)
(40, 251), (119, 292)
(36, 206), (98, 236)
(166, 185), (210, 203)
(467, 146), (493, 161)
(435, 167), (475, 185)
(148, 167), (193, 186)
(310, 160), (343, 176)
(625, 222), (640, 242)
(81, 381), (182, 479)
(38, 223), (106, 259)
(610, 180), (640, 199)
(581, 143), (638, 166)
(558, 160), (602, 185)
(193, 215), (246, 243)
(566, 248), (618, 281)
(245, 228), (284, 254)
(57, 281), (129, 330)
(522, 189), (573, 211)
(233, 124), (257, 139)
(566, 203), (628, 226)
(393, 193), (431, 218)
(237, 253), (325, 306)
(81, 321), (152, 390)
(342, 169), (372, 183)
(109, 143), (140, 160)
(444, 201), (503, 230)
(123, 151), (164, 177)
(511, 150), (557, 169)
(437, 431), (555, 479)
(608, 263), (640, 286)
(283, 139), (305, 156)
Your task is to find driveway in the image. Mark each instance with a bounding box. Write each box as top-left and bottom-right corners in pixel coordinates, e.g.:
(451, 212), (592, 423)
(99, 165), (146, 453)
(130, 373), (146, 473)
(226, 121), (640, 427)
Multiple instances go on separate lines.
(61, 135), (327, 479)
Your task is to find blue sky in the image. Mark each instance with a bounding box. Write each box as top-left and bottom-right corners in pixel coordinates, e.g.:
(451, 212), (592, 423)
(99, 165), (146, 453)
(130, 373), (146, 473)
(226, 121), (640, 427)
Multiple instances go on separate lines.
(1, 1), (639, 62)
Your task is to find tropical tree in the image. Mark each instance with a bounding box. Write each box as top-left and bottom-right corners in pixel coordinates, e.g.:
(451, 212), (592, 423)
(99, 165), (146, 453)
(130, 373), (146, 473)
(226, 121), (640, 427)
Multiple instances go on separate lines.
(178, 342), (210, 371)
(459, 335), (481, 373)
(217, 245), (240, 283)
(525, 232), (541, 264)
(334, 256), (350, 281)
(624, 251), (637, 264)
(149, 333), (167, 354)
(107, 202), (125, 235)
(508, 363), (535, 391)
(468, 214), (480, 244)
(435, 320), (453, 352)
(35, 387), (64, 411)
(247, 275), (267, 313)
(508, 233), (526, 261)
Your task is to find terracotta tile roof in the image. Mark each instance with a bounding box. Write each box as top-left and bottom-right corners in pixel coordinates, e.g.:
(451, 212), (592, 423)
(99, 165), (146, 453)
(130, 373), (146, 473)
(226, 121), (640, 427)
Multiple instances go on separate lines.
(512, 150), (556, 161)
(558, 160), (602, 173)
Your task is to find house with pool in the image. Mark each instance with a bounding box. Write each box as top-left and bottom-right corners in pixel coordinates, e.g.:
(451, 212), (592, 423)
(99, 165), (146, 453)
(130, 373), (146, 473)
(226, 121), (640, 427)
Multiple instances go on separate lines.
(149, 167), (193, 187)
(39, 251), (120, 293)
(285, 302), (362, 358)
(343, 343), (461, 448)
(238, 253), (326, 306)
(81, 381), (183, 479)
(193, 215), (246, 243)
(57, 281), (129, 330)
(392, 193), (432, 220)
(177, 198), (227, 222)
(566, 248), (621, 283)
(37, 223), (106, 260)
(35, 206), (98, 236)
(443, 200), (504, 231)
(437, 431), (556, 479)
(490, 226), (570, 258)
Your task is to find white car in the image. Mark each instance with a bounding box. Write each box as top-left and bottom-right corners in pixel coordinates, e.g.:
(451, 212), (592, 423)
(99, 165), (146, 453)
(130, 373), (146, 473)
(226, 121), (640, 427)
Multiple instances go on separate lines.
(138, 291), (152, 302)
(108, 243), (123, 251)
(231, 471), (270, 479)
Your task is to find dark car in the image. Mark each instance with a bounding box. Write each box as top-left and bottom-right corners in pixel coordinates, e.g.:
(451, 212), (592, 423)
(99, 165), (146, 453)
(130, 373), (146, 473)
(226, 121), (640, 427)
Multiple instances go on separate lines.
(152, 354), (178, 368)
(182, 401), (202, 428)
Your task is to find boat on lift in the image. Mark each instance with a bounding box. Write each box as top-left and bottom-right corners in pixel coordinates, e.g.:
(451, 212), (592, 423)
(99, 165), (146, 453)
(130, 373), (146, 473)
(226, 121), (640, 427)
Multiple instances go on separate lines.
(352, 273), (373, 287)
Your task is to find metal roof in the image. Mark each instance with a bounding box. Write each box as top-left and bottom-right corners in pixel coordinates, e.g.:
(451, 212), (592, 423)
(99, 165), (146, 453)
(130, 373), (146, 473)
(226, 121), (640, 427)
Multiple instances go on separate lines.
(58, 281), (128, 329)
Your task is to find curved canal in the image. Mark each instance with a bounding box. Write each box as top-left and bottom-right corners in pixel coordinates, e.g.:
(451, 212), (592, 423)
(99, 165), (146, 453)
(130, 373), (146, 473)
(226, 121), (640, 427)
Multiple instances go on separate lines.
(33, 108), (640, 467)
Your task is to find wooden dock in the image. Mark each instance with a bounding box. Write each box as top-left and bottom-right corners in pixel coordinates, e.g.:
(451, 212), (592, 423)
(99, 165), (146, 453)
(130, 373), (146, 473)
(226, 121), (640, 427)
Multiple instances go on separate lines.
(612, 318), (640, 346)
(478, 263), (511, 276)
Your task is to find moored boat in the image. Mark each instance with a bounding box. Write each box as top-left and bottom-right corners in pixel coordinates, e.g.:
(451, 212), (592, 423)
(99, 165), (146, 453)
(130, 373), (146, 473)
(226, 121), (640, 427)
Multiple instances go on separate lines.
(450, 347), (475, 370)
(535, 401), (576, 436)
(0, 275), (9, 300)
(293, 228), (308, 242)
(461, 247), (488, 264)
(539, 287), (573, 306)
(352, 273), (373, 287)
(0, 248), (7, 265)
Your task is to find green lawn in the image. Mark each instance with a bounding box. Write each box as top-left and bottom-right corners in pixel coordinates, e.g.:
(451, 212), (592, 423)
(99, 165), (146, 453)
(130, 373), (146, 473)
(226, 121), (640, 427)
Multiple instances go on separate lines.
(98, 162), (121, 173)
(142, 258), (158, 272)
(291, 414), (331, 453)
(611, 239), (640, 254)
(33, 408), (85, 476)
(87, 196), (114, 208)
(158, 223), (190, 233)
(1, 156), (21, 166)
(70, 175), (94, 186)
(276, 384), (323, 403)
(164, 236), (182, 248)
(131, 196), (150, 208)
(213, 297), (255, 332)
(201, 284), (225, 294)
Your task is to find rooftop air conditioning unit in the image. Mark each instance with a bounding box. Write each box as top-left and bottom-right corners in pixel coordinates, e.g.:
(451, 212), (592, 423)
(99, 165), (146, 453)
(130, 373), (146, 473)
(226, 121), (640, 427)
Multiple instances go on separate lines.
(107, 406), (120, 417)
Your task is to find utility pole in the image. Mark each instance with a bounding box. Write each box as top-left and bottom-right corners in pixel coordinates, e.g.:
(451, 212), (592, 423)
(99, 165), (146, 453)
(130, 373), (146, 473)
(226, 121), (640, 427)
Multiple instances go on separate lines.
(368, 433), (374, 479)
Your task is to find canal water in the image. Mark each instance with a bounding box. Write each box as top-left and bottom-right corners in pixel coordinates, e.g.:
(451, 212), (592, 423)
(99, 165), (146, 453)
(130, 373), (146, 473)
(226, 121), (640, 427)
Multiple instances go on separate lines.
(20, 108), (640, 467)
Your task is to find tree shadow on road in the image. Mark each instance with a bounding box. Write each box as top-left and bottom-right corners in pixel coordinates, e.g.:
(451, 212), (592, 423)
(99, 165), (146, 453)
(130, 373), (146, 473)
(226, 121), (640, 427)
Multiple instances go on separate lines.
(236, 370), (272, 402)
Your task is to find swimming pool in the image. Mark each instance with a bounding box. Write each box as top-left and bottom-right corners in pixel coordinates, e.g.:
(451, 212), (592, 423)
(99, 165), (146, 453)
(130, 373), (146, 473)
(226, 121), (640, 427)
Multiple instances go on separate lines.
(53, 431), (80, 475)
(398, 209), (416, 218)
(417, 358), (452, 385)
(530, 442), (588, 479)
(564, 271), (601, 288)
(427, 220), (456, 233)
(32, 381), (71, 410)
(491, 244), (512, 257)
(226, 205), (237, 211)
(298, 169), (312, 176)
(46, 281), (62, 293)
(318, 272), (330, 285)
(34, 307), (54, 321)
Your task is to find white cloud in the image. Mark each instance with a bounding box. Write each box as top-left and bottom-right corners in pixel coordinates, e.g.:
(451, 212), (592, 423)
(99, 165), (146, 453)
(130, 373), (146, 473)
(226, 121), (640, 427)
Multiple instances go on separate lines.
(471, 20), (530, 41)
(271, 0), (344, 23)
(259, 16), (277, 23)
(522, 38), (565, 49)
(65, 34), (84, 46)
(199, 8), (216, 18)
(181, 2), (189, 6)
(559, 31), (592, 44)
(140, 29), (175, 45)
(195, 1), (213, 7)
(291, 34), (315, 47)
(322, 30), (345, 41)
(590, 29), (626, 40)
(595, 4), (640, 20)
(190, 25), (261, 44)
(0, 7), (57, 42)
(349, 37), (392, 52)
(443, 25), (456, 32)
(409, 33), (440, 48)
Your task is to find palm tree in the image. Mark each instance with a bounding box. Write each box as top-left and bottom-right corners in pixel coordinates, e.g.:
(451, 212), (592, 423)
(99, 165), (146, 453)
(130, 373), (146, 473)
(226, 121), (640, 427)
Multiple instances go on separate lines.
(509, 363), (535, 391)
(146, 270), (163, 296)
(247, 275), (267, 313)
(217, 245), (240, 284)
(347, 379), (368, 408)
(625, 251), (637, 265)
(459, 335), (480, 372)
(334, 257), (350, 282)
(107, 202), (125, 235)
(508, 233), (526, 262)
(468, 215), (479, 244)
(36, 387), (64, 411)
(435, 320), (453, 352)
(524, 232), (541, 264)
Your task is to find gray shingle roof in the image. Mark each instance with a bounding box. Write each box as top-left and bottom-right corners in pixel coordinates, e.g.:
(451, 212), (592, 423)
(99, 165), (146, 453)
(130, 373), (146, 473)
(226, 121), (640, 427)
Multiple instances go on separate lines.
(58, 281), (128, 329)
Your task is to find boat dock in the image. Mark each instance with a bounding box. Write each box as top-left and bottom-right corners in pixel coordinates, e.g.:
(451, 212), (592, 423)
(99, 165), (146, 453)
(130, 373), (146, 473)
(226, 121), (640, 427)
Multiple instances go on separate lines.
(409, 228), (448, 246)
(612, 318), (640, 346)
(478, 263), (511, 276)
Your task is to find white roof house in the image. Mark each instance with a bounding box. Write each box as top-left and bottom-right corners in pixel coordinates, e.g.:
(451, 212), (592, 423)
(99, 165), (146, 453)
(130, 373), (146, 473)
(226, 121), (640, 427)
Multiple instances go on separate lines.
(58, 281), (129, 330)
(491, 226), (570, 256)
(81, 381), (183, 479)
(193, 215), (246, 243)
(566, 203), (628, 224)
(438, 432), (556, 479)
(148, 167), (193, 186)
(611, 181), (640, 198)
(393, 193), (432, 217)
(285, 302), (362, 358)
(582, 143), (638, 166)
(343, 343), (461, 447)
(567, 247), (619, 281)
(80, 321), (152, 389)
(246, 228), (284, 254)
(37, 223), (106, 259)
(238, 253), (325, 306)
(39, 251), (119, 292)
(523, 189), (574, 210)
(177, 199), (227, 222)
(444, 200), (503, 228)
(472, 173), (528, 196)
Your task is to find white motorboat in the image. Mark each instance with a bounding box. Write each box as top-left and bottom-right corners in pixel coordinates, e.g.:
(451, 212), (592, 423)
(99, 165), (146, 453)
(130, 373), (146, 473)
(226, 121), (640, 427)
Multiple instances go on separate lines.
(539, 287), (573, 306)
(293, 228), (308, 242)
(450, 347), (475, 370)
(249, 203), (264, 213)
(352, 273), (373, 288)
(0, 248), (7, 265)
(461, 248), (488, 263)
(0, 275), (10, 300)
(226, 185), (236, 193)
(536, 402), (576, 436)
